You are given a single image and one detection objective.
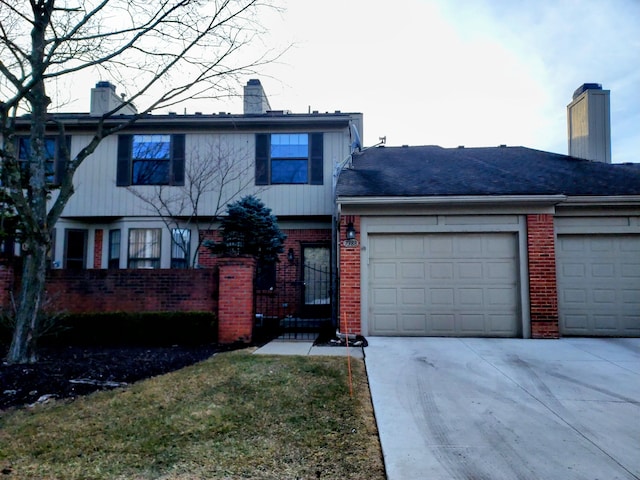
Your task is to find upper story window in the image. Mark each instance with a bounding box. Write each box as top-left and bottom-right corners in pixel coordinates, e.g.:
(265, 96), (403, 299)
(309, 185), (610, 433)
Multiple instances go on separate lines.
(16, 136), (70, 185)
(117, 134), (185, 186)
(255, 133), (323, 186)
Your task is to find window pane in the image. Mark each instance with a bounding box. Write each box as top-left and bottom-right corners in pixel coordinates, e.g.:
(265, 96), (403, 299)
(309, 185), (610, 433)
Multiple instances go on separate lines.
(18, 138), (57, 183)
(171, 228), (190, 268)
(132, 160), (170, 185)
(132, 135), (171, 185)
(109, 230), (121, 268)
(271, 159), (308, 184)
(128, 228), (161, 269)
(132, 135), (170, 159)
(271, 133), (308, 158)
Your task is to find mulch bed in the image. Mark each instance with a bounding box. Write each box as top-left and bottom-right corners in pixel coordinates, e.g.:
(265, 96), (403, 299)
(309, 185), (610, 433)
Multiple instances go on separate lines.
(0, 345), (226, 410)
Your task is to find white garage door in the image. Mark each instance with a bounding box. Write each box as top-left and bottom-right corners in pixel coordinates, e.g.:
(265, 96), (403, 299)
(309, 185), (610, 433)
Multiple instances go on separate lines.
(557, 235), (640, 336)
(368, 233), (520, 337)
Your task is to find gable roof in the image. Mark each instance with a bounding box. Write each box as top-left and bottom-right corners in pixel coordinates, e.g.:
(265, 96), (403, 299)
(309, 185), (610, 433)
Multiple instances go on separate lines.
(336, 146), (640, 197)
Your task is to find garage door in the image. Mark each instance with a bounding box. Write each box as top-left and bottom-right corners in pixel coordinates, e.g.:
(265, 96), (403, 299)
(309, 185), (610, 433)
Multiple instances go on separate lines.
(368, 233), (520, 336)
(557, 235), (640, 336)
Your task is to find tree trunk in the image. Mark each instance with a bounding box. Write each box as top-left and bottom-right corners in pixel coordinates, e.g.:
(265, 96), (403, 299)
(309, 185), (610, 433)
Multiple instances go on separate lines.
(6, 242), (48, 364)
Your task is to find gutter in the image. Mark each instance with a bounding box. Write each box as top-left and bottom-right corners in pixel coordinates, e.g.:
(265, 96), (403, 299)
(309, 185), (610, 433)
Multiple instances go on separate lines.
(337, 194), (568, 206)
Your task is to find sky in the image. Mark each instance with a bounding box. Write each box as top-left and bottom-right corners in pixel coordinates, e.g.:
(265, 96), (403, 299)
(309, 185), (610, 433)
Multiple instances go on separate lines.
(235, 0), (640, 163)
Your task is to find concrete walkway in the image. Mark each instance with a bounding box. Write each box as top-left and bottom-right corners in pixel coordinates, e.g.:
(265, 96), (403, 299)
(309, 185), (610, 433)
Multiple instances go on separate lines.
(253, 340), (364, 358)
(365, 337), (640, 480)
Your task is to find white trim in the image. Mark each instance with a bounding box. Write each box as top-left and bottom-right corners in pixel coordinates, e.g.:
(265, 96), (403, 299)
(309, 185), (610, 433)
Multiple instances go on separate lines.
(338, 194), (567, 206)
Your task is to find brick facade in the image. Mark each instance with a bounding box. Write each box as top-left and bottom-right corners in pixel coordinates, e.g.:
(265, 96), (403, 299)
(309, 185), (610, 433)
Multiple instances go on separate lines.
(526, 214), (560, 338)
(338, 216), (361, 335)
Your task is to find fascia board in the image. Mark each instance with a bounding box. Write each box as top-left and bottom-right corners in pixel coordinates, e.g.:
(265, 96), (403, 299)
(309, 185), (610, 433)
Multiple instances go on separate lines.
(336, 195), (567, 206)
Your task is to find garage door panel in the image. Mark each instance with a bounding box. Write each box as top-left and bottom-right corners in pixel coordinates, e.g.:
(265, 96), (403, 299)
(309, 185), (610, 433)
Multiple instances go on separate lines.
(430, 263), (454, 280)
(372, 263), (396, 280)
(431, 289), (454, 305)
(459, 288), (483, 306)
(402, 289), (426, 305)
(460, 314), (484, 333)
(622, 263), (640, 278)
(372, 313), (398, 334)
(372, 288), (396, 305)
(400, 262), (425, 280)
(402, 314), (427, 333)
(558, 235), (640, 337)
(488, 287), (517, 306)
(369, 233), (519, 337)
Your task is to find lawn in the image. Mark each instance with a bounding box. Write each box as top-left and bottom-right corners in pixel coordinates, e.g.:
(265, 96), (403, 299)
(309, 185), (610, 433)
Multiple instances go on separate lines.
(0, 349), (385, 479)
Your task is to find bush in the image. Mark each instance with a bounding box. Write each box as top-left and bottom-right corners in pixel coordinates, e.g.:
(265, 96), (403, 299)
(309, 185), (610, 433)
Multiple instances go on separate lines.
(37, 311), (218, 347)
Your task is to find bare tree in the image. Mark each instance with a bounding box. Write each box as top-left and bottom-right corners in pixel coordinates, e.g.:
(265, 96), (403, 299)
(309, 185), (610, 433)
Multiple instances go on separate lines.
(129, 138), (261, 268)
(0, 0), (280, 364)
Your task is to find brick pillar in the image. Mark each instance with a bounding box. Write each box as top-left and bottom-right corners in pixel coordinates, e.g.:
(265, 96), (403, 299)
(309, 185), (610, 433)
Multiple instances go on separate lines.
(527, 214), (559, 338)
(0, 260), (16, 310)
(217, 257), (256, 344)
(339, 216), (361, 335)
(93, 229), (103, 269)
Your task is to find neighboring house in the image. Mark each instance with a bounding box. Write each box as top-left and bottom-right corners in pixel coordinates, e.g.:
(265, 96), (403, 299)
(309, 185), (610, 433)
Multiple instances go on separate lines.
(8, 79), (362, 322)
(336, 84), (640, 339)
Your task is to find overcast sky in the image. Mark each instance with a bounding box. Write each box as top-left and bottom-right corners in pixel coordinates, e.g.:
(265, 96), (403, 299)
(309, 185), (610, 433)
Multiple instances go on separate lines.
(243, 0), (639, 163)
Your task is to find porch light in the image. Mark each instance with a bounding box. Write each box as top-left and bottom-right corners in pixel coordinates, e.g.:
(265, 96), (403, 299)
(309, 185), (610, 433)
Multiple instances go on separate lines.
(287, 248), (295, 263)
(345, 222), (357, 240)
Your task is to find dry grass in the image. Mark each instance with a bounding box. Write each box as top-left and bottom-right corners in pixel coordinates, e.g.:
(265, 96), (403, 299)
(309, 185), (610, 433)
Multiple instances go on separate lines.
(0, 349), (385, 479)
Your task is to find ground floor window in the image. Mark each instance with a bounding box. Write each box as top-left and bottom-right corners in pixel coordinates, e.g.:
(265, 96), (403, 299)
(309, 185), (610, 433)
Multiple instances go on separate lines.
(128, 228), (161, 269)
(108, 229), (121, 269)
(171, 228), (191, 269)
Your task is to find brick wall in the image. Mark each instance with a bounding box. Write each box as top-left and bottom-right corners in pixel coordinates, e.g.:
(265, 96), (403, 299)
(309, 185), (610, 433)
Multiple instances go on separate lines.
(44, 269), (218, 314)
(526, 214), (560, 338)
(338, 216), (361, 334)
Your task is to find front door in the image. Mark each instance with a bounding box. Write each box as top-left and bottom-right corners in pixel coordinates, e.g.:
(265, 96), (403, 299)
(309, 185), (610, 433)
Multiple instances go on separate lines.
(301, 245), (331, 318)
(64, 229), (87, 269)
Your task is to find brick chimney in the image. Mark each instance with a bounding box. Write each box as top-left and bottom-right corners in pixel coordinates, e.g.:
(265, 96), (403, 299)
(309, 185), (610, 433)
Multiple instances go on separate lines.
(567, 83), (611, 163)
(90, 81), (137, 117)
(243, 79), (271, 114)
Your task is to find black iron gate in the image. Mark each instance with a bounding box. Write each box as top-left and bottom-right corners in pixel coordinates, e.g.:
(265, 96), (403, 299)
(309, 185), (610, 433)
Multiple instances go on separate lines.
(254, 260), (333, 342)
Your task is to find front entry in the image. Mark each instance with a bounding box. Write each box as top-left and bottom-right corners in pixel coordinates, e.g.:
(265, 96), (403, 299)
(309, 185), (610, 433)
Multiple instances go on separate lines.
(301, 245), (331, 319)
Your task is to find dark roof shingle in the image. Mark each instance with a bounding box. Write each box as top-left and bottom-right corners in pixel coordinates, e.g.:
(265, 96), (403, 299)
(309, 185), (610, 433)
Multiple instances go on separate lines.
(336, 146), (640, 197)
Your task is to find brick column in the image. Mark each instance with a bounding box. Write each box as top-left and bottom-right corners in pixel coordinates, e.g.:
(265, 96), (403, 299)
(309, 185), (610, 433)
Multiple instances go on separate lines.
(339, 216), (361, 335)
(93, 229), (103, 269)
(527, 214), (559, 338)
(0, 260), (16, 310)
(217, 257), (256, 344)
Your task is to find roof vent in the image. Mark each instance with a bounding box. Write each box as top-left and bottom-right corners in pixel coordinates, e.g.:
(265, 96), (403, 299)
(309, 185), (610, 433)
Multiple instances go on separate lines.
(499, 144), (507, 148)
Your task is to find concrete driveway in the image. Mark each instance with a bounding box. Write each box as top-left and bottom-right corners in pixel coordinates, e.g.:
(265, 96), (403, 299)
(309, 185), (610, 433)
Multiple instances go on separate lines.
(365, 337), (640, 480)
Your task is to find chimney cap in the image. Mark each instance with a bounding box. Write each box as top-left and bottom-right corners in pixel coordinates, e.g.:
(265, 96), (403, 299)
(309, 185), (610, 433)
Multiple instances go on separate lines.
(95, 80), (115, 91)
(247, 78), (262, 86)
(573, 83), (602, 100)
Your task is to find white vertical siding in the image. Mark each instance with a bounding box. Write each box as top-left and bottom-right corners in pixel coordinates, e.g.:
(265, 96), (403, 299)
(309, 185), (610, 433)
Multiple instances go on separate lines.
(61, 127), (350, 218)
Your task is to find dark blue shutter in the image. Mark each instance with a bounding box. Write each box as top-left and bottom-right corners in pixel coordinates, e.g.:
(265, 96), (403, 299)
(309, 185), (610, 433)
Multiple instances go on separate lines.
(116, 135), (132, 186)
(255, 133), (269, 185)
(171, 134), (185, 186)
(55, 136), (71, 185)
(310, 133), (324, 185)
